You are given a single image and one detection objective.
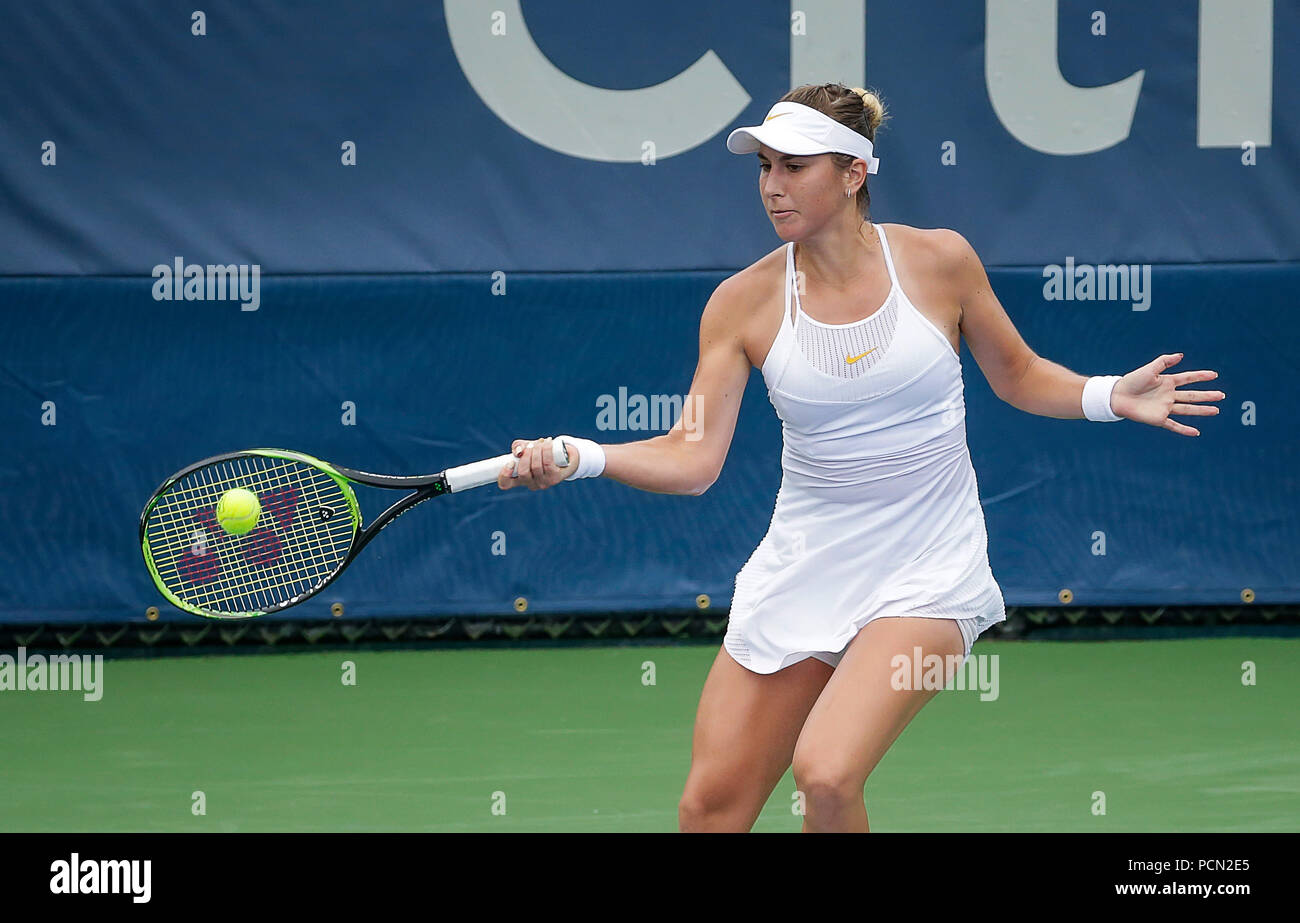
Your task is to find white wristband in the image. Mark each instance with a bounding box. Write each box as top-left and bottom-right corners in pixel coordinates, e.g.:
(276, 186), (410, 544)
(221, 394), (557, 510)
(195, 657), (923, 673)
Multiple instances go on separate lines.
(556, 435), (606, 479)
(1082, 375), (1123, 422)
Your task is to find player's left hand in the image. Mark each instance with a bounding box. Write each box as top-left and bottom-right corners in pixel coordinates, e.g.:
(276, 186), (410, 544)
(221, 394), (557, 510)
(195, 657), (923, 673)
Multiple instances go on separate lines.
(1111, 353), (1224, 437)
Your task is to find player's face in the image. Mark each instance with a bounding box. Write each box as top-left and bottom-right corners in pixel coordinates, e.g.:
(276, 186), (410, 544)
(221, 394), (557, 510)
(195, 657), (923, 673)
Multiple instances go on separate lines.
(756, 145), (842, 240)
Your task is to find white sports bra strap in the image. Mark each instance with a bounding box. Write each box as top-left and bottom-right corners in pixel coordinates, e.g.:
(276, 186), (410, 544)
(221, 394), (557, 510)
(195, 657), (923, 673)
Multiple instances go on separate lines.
(786, 242), (801, 332)
(873, 223), (901, 289)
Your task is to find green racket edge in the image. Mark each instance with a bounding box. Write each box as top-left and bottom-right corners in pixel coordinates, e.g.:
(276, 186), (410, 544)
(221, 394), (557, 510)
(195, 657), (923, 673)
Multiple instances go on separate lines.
(141, 448), (363, 620)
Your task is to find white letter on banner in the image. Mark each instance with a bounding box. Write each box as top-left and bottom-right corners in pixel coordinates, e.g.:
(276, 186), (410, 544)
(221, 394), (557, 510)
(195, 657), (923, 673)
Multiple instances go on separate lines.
(790, 0), (865, 90)
(985, 0), (1144, 155)
(1198, 0), (1273, 147)
(444, 0), (749, 162)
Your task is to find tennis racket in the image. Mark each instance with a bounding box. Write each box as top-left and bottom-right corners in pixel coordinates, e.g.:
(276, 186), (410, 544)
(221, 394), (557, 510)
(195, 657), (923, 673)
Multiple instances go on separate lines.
(140, 438), (569, 619)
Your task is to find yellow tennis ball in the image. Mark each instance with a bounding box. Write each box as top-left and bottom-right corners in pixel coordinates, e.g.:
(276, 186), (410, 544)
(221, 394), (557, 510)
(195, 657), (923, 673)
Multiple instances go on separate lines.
(216, 488), (261, 536)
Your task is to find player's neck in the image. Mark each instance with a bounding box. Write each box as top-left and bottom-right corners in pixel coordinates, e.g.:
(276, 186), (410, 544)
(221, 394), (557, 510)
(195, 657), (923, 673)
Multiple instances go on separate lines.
(793, 219), (879, 290)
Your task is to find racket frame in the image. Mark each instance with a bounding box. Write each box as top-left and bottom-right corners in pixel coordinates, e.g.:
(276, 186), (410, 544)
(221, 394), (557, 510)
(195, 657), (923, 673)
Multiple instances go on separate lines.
(141, 439), (568, 619)
(141, 449), (450, 620)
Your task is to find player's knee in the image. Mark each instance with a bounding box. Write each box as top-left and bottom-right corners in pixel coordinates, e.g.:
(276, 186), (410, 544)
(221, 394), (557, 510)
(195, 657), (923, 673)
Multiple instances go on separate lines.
(792, 757), (866, 811)
(678, 787), (722, 831)
(678, 777), (749, 832)
(677, 793), (707, 832)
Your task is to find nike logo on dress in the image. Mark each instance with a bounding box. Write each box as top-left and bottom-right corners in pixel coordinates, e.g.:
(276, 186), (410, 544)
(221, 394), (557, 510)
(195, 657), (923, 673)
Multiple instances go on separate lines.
(846, 349), (877, 364)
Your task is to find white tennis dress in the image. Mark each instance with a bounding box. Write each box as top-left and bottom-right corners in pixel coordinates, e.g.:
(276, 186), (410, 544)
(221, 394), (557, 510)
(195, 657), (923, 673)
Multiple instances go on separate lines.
(724, 223), (1006, 674)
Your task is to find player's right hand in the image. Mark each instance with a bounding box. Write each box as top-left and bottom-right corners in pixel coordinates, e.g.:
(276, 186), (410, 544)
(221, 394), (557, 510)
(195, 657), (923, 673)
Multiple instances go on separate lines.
(497, 437), (579, 491)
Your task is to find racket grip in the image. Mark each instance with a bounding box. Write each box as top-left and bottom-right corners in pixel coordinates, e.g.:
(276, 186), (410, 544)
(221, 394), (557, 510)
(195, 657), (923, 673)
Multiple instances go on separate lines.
(444, 436), (570, 492)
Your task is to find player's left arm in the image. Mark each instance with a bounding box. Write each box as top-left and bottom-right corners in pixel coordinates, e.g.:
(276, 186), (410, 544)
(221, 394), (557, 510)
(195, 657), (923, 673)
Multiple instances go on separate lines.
(942, 228), (1078, 417)
(946, 230), (1224, 434)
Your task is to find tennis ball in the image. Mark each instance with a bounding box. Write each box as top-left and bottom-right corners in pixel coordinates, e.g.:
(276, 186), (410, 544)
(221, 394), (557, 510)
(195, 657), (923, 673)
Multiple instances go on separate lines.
(216, 488), (261, 536)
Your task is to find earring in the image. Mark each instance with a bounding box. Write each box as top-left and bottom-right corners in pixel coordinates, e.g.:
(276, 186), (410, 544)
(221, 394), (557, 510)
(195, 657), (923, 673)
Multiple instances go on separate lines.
(845, 188), (852, 197)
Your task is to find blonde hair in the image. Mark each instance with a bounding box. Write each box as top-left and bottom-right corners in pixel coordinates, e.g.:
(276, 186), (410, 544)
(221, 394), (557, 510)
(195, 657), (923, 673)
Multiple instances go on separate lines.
(778, 83), (889, 216)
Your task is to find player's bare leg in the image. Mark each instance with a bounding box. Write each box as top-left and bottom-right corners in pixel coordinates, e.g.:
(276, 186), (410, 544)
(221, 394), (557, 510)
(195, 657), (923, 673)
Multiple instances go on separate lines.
(791, 616), (966, 832)
(679, 646), (833, 832)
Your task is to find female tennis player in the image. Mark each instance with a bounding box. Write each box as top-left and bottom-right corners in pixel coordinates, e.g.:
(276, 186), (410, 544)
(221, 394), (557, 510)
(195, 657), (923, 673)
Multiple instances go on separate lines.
(498, 83), (1223, 833)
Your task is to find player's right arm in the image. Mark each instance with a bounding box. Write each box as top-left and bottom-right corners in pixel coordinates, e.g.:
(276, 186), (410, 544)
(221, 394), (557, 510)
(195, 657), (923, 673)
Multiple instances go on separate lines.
(601, 277), (752, 495)
(502, 276), (753, 495)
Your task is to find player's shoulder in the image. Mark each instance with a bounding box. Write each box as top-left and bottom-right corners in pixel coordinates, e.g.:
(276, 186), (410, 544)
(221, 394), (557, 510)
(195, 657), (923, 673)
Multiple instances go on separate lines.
(879, 222), (978, 276)
(702, 244), (787, 319)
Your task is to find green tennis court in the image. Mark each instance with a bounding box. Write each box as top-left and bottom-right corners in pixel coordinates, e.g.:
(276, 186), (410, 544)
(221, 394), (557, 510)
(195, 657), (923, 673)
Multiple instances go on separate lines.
(3, 636), (1295, 832)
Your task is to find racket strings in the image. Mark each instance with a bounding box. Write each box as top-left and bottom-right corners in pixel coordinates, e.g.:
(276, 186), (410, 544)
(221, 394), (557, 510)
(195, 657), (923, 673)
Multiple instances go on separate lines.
(149, 460), (349, 613)
(145, 456), (358, 615)
(179, 458), (346, 608)
(148, 460), (337, 612)
(157, 459), (350, 611)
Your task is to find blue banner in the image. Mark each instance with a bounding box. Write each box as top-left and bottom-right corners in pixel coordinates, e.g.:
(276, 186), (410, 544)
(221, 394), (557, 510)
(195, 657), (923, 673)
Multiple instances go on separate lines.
(1, 265), (1295, 622)
(0, 0), (1294, 274)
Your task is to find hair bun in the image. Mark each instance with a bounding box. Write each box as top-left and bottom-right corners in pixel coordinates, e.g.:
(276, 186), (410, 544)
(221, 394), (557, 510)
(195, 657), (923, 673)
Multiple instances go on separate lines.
(848, 86), (887, 136)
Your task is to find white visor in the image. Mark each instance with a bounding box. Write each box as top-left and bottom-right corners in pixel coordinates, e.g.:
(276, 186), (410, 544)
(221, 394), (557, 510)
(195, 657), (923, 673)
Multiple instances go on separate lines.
(726, 101), (879, 174)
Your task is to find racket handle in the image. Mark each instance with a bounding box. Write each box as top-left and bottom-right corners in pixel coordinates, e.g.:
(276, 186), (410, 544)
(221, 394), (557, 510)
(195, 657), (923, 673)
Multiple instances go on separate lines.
(444, 436), (570, 492)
